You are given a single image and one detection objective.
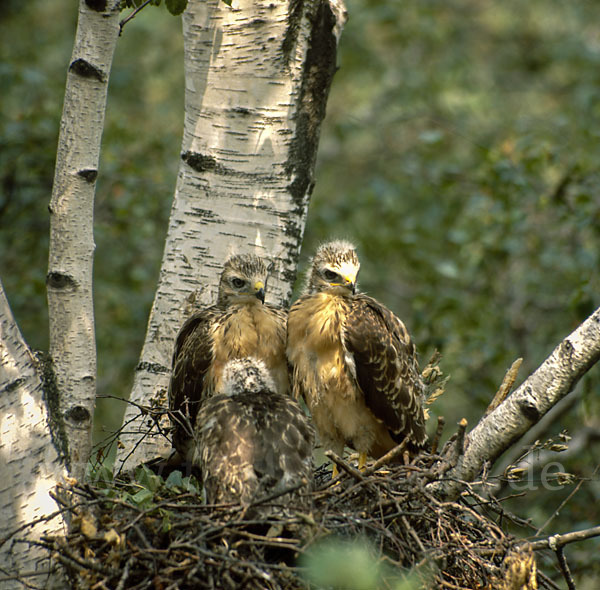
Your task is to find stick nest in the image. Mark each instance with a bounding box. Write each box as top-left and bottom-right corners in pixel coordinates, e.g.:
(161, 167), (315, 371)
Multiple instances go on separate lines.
(41, 451), (538, 590)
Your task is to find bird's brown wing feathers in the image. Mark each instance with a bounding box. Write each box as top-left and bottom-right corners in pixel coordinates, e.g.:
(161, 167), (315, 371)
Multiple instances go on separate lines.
(195, 392), (314, 507)
(343, 294), (427, 449)
(169, 308), (219, 457)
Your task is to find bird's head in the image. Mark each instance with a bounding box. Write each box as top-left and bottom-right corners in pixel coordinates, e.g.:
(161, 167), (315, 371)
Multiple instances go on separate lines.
(305, 239), (360, 296)
(219, 357), (277, 396)
(217, 254), (269, 307)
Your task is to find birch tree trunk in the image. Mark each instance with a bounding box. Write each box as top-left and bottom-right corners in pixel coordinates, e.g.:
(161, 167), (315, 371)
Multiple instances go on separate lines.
(0, 281), (67, 589)
(116, 0), (347, 472)
(47, 0), (121, 481)
(435, 306), (600, 501)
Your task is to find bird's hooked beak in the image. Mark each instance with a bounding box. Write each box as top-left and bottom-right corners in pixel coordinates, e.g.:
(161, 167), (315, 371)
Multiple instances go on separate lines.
(254, 281), (266, 303)
(343, 275), (356, 295)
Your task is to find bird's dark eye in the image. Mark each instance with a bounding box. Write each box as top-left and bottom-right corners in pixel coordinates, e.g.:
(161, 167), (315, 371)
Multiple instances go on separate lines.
(231, 277), (245, 288)
(323, 270), (338, 281)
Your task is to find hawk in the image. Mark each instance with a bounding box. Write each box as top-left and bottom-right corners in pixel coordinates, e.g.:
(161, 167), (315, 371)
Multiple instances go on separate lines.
(193, 357), (314, 511)
(287, 240), (427, 472)
(168, 254), (288, 463)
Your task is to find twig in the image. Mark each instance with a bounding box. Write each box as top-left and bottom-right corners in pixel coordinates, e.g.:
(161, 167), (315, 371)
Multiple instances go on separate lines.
(534, 473), (589, 536)
(115, 556), (135, 590)
(537, 570), (562, 590)
(400, 515), (426, 555)
(119, 0), (153, 35)
(483, 357), (523, 418)
(133, 524), (152, 549)
(554, 546), (576, 590)
(526, 525), (600, 551)
(363, 440), (408, 476)
(456, 418), (468, 454)
(324, 451), (365, 482)
(0, 569), (55, 582)
(446, 418), (468, 469)
(248, 480), (309, 508)
(430, 416), (445, 455)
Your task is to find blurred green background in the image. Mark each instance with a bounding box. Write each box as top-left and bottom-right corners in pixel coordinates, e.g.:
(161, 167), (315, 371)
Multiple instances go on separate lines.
(1, 0), (599, 585)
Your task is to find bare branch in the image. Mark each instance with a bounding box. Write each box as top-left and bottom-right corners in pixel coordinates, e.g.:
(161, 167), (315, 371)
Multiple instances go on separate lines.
(119, 0), (152, 34)
(526, 525), (600, 551)
(430, 416), (445, 455)
(434, 306), (600, 500)
(554, 546), (576, 590)
(534, 471), (591, 536)
(324, 451), (365, 482)
(483, 357), (522, 418)
(363, 440), (408, 476)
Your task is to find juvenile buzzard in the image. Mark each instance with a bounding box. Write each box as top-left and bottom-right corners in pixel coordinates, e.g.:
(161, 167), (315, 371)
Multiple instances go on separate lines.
(193, 358), (314, 511)
(168, 254), (288, 462)
(287, 240), (427, 472)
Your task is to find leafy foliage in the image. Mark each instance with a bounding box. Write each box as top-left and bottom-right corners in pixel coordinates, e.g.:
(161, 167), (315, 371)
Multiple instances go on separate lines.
(86, 463), (200, 509)
(165, 0), (188, 16)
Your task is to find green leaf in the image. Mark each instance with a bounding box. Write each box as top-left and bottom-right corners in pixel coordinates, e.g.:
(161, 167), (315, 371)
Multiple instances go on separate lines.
(182, 476), (199, 494)
(135, 465), (162, 492)
(222, 0), (233, 5)
(130, 488), (155, 507)
(87, 463), (114, 486)
(165, 0), (187, 15)
(165, 470), (184, 489)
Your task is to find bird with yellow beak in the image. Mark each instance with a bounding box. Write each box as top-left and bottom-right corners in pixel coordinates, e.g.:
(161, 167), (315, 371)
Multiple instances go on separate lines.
(168, 253), (289, 463)
(287, 240), (427, 477)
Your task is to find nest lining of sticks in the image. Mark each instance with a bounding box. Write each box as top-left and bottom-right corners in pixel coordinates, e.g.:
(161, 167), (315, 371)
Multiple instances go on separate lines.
(41, 446), (539, 590)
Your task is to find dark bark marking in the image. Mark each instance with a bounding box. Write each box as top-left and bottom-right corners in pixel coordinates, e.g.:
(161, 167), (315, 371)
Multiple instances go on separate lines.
(286, 0), (340, 209)
(250, 18), (268, 27)
(85, 0), (107, 11)
(517, 394), (541, 423)
(136, 361), (170, 375)
(231, 106), (252, 115)
(182, 151), (220, 173)
(182, 150), (278, 183)
(561, 339), (574, 358)
(2, 377), (26, 393)
(78, 168), (98, 183)
(36, 352), (71, 471)
(69, 58), (105, 83)
(190, 208), (222, 221)
(47, 272), (78, 291)
(65, 405), (92, 424)
(281, 0), (305, 64)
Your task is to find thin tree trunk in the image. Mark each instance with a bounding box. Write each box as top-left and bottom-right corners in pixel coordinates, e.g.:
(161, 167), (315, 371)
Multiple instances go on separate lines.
(116, 0), (347, 472)
(0, 280), (67, 589)
(47, 0), (121, 480)
(435, 306), (600, 500)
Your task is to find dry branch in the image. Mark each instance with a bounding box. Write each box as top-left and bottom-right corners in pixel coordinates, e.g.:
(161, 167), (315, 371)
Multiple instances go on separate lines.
(526, 525), (600, 552)
(484, 357), (523, 418)
(435, 306), (600, 500)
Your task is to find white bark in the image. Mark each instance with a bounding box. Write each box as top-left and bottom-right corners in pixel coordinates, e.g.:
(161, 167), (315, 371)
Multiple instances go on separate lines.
(0, 280), (67, 589)
(436, 306), (600, 500)
(47, 0), (121, 480)
(116, 0), (347, 472)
